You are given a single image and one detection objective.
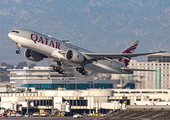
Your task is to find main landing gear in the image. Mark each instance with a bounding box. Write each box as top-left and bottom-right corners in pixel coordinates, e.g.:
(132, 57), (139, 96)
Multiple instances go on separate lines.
(76, 67), (88, 75)
(53, 61), (65, 74)
(53, 66), (65, 74)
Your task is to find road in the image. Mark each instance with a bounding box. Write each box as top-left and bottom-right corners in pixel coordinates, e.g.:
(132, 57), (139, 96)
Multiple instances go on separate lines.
(0, 116), (99, 120)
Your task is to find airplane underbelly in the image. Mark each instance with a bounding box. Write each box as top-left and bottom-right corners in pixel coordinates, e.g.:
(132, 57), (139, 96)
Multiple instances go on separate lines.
(85, 63), (122, 74)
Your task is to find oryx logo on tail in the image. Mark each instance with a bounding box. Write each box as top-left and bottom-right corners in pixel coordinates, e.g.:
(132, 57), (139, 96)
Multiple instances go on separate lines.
(119, 40), (139, 66)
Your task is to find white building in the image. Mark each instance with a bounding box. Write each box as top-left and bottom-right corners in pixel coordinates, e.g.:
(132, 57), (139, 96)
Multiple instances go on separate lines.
(128, 60), (169, 89)
(110, 89), (170, 106)
(8, 66), (135, 90)
(1, 88), (170, 114)
(0, 88), (120, 114)
(8, 66), (76, 87)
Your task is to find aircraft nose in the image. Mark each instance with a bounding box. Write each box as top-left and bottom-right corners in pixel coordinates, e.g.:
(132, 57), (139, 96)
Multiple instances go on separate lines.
(8, 32), (12, 39)
(8, 32), (16, 42)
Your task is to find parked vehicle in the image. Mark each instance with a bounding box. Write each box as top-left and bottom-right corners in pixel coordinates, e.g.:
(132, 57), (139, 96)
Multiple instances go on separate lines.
(73, 114), (84, 118)
(87, 113), (93, 116)
(15, 113), (23, 117)
(101, 114), (106, 116)
(1, 113), (7, 117)
(32, 112), (39, 117)
(11, 114), (16, 117)
(40, 112), (46, 117)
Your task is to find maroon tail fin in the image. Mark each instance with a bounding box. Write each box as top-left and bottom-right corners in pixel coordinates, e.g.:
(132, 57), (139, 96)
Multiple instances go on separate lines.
(119, 40), (139, 66)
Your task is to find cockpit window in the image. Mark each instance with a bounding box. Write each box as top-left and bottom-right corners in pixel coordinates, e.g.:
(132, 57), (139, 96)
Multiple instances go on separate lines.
(12, 31), (19, 33)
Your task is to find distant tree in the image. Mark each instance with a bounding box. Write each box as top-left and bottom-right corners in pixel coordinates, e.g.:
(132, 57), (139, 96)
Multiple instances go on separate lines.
(28, 63), (36, 69)
(1, 62), (7, 66)
(1, 74), (9, 82)
(5, 84), (12, 88)
(1, 62), (15, 69)
(16, 62), (27, 69)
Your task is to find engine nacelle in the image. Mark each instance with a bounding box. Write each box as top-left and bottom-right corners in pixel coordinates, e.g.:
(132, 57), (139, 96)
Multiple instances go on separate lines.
(66, 50), (85, 63)
(25, 49), (44, 62)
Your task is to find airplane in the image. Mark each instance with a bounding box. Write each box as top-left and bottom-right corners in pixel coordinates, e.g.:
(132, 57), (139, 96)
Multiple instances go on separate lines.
(8, 30), (164, 75)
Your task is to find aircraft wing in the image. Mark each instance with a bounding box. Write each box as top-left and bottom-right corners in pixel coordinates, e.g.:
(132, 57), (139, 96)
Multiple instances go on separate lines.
(120, 67), (155, 72)
(84, 51), (166, 60)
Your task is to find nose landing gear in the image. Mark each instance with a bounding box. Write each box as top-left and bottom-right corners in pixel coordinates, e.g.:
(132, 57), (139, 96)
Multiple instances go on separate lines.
(15, 43), (21, 54)
(16, 50), (21, 54)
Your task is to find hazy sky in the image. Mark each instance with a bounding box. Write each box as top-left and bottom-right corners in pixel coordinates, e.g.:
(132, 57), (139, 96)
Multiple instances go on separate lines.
(1, 0), (170, 65)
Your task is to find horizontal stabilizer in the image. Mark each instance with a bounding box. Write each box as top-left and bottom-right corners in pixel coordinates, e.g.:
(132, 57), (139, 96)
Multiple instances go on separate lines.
(121, 67), (155, 72)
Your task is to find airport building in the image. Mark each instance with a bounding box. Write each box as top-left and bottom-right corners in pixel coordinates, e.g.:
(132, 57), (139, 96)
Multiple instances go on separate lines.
(8, 66), (135, 90)
(110, 89), (170, 106)
(0, 88), (170, 115)
(128, 60), (162, 89)
(0, 88), (120, 114)
(128, 53), (170, 89)
(148, 52), (170, 62)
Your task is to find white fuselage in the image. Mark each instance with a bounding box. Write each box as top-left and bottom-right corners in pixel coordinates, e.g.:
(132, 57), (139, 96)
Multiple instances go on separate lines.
(8, 30), (130, 74)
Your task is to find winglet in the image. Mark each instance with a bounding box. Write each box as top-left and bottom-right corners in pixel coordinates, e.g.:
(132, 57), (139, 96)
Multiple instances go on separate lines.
(158, 51), (167, 53)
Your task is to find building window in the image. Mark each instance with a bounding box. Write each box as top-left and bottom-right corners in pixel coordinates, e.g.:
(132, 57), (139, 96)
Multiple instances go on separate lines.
(24, 83), (114, 90)
(69, 100), (87, 106)
(136, 99), (141, 101)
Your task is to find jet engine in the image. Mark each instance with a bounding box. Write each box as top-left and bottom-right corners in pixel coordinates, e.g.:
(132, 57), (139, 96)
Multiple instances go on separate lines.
(66, 50), (85, 63)
(25, 49), (46, 62)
